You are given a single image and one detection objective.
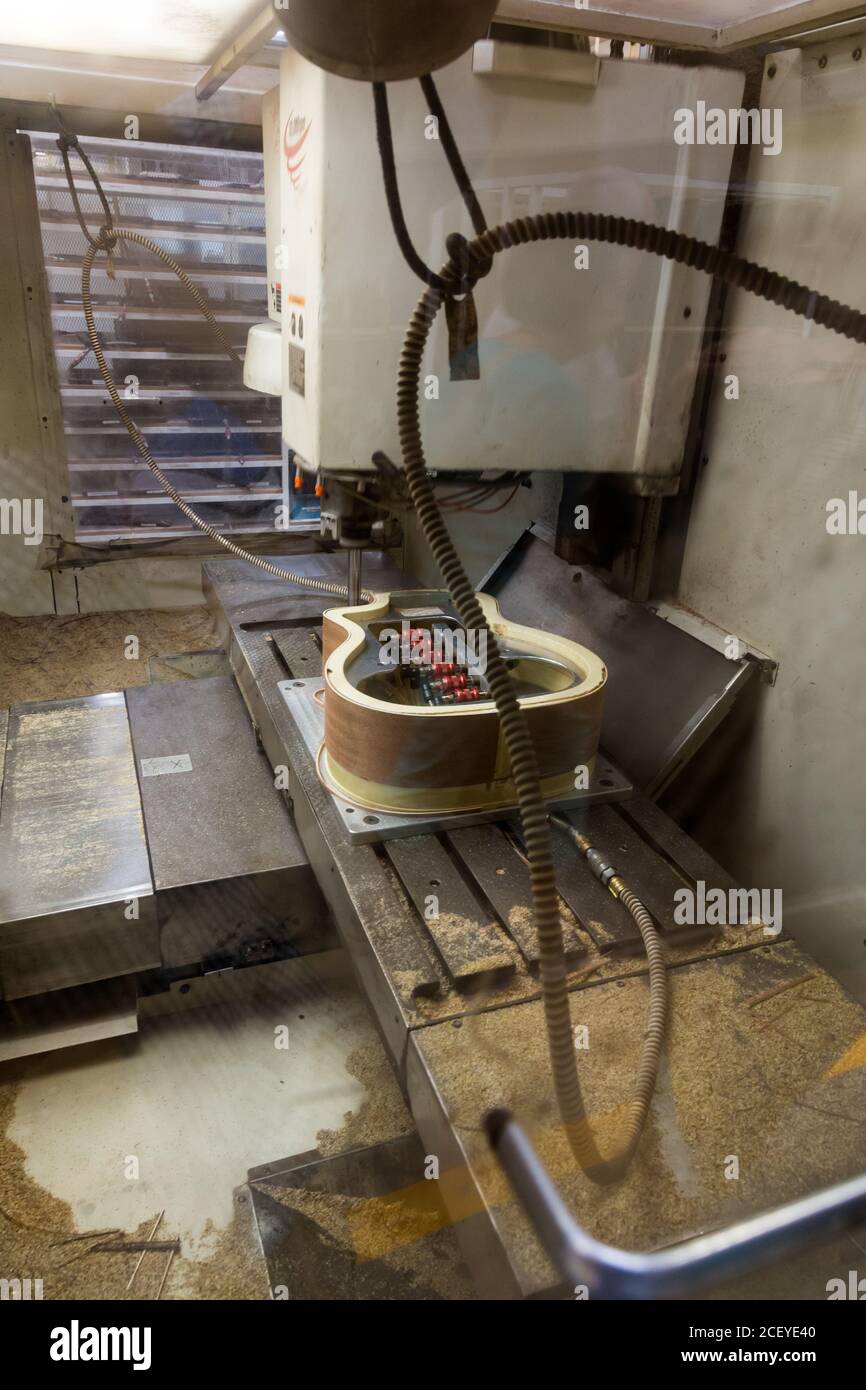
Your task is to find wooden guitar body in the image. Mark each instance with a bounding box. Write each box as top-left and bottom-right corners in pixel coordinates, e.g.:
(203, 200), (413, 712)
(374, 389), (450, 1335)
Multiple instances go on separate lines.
(321, 589), (607, 815)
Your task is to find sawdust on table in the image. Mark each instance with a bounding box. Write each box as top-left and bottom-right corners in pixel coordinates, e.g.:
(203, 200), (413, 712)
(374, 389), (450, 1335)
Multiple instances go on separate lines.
(507, 903), (580, 941)
(257, 1182), (473, 1300)
(8, 701), (144, 885)
(416, 941), (866, 1293)
(426, 911), (513, 978)
(0, 607), (217, 707)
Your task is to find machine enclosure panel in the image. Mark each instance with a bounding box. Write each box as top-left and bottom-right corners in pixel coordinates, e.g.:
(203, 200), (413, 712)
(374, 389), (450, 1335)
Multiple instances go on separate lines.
(271, 46), (744, 487)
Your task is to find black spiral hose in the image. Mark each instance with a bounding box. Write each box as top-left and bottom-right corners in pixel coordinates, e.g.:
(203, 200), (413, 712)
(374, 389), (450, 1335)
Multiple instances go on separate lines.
(396, 210), (866, 1184)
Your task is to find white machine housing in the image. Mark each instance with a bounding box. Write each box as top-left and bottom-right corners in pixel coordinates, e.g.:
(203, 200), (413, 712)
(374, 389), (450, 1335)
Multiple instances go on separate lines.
(253, 40), (745, 492)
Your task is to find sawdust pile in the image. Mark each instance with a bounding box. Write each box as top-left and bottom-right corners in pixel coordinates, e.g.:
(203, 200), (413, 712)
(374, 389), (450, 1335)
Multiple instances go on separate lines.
(0, 607), (216, 707)
(315, 1041), (414, 1158)
(0, 1079), (268, 1300)
(257, 1181), (474, 1300)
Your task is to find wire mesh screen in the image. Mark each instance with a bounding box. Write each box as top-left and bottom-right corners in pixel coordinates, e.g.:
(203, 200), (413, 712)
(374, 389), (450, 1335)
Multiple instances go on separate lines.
(29, 132), (292, 542)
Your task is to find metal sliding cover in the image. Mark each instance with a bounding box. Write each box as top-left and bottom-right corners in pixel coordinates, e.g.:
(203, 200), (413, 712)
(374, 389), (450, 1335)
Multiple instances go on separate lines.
(0, 694), (158, 999)
(484, 529), (754, 794)
(497, 1), (866, 50)
(275, 41), (744, 489)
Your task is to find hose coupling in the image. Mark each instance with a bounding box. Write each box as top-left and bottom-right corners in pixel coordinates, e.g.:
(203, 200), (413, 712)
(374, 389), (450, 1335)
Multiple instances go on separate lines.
(551, 815), (622, 897)
(585, 847), (617, 889)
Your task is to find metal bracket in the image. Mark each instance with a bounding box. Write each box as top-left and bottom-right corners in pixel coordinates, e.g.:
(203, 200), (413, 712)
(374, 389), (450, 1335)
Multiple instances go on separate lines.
(649, 599), (779, 686)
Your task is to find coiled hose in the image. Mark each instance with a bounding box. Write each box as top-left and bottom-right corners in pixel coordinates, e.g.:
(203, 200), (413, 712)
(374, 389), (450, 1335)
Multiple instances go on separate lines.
(396, 210), (866, 1184)
(79, 227), (372, 603)
(614, 887), (668, 1174)
(552, 814), (669, 1181)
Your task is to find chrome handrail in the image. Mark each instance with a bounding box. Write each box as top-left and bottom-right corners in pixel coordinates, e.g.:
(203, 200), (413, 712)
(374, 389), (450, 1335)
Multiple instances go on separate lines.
(485, 1109), (866, 1299)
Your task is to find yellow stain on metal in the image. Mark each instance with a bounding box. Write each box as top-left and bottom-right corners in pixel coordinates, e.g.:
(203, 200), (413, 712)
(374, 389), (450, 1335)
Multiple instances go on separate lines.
(826, 1030), (866, 1080)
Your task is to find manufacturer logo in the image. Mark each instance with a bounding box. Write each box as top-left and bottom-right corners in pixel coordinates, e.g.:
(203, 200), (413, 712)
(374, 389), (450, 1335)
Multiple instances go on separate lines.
(284, 113), (312, 190)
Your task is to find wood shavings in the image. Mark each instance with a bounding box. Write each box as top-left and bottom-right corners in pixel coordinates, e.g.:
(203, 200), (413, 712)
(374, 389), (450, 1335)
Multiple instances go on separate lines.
(741, 972), (817, 1008)
(315, 1042), (413, 1158)
(0, 607), (217, 707)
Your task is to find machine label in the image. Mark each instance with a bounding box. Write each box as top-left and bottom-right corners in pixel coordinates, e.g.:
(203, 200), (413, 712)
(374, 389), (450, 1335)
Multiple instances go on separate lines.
(289, 343), (306, 397)
(140, 754), (193, 778)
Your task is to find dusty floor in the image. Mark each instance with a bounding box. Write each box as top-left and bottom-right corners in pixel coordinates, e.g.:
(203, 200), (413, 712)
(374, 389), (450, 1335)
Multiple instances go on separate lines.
(0, 953), (416, 1300)
(0, 606), (218, 706)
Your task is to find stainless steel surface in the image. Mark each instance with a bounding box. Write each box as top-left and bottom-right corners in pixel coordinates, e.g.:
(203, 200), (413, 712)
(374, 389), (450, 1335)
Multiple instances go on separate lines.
(483, 527), (756, 796)
(347, 548), (362, 607)
(248, 1131), (473, 1299)
(650, 599), (778, 687)
(196, 6), (281, 102)
(278, 677), (633, 844)
(405, 1033), (526, 1301)
(0, 693), (158, 1000)
(127, 676), (308, 890)
(492, 1114), (866, 1300)
(496, 0), (866, 51)
(0, 976), (138, 1063)
(202, 550), (412, 635)
(673, 39), (866, 1011)
(1, 128), (76, 614)
(126, 675), (333, 970)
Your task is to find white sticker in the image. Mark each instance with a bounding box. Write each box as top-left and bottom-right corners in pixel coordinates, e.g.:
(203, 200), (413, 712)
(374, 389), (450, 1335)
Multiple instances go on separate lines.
(140, 754), (192, 778)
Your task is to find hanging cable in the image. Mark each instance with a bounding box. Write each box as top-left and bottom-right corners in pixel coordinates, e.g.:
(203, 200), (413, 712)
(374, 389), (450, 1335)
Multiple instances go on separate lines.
(372, 76), (491, 296)
(55, 114), (373, 604)
(418, 73), (488, 239)
(372, 74), (492, 386)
